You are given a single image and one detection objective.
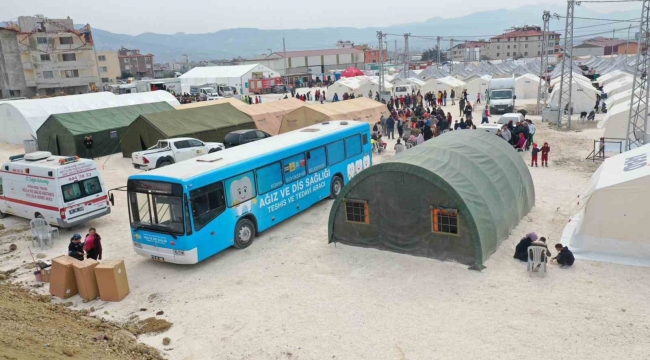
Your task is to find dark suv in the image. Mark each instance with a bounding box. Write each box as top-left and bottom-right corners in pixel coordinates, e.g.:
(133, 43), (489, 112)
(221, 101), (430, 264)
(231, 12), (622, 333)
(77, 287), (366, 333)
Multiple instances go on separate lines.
(224, 129), (271, 148)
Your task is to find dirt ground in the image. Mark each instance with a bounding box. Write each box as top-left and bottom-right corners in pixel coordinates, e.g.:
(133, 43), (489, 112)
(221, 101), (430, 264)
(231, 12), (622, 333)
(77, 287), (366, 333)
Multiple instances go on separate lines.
(0, 281), (163, 360)
(1, 106), (650, 360)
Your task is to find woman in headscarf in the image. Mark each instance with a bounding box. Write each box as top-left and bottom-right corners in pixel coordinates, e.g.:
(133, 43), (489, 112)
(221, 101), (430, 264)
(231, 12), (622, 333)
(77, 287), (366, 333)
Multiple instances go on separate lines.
(514, 232), (538, 262)
(422, 125), (433, 141)
(515, 133), (526, 151)
(416, 132), (425, 145)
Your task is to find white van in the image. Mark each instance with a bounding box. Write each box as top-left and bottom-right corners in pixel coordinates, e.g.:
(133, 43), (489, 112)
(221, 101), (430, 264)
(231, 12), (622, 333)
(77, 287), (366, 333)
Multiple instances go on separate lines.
(0, 152), (111, 227)
(496, 112), (524, 125)
(393, 85), (414, 98)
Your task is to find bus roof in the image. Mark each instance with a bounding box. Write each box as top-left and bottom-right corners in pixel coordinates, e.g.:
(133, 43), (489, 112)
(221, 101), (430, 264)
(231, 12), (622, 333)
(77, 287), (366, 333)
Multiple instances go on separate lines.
(138, 120), (368, 182)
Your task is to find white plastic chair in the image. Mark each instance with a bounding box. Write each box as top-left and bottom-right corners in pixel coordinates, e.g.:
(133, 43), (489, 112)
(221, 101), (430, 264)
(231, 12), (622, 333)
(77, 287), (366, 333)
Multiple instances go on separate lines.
(527, 246), (547, 276)
(30, 218), (58, 249)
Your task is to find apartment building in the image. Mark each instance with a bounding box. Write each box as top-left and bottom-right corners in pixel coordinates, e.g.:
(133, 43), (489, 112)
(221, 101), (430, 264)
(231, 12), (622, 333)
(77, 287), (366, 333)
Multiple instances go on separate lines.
(240, 44), (365, 85)
(448, 41), (487, 62)
(96, 51), (121, 84)
(118, 46), (154, 79)
(0, 15), (100, 98)
(486, 26), (561, 60)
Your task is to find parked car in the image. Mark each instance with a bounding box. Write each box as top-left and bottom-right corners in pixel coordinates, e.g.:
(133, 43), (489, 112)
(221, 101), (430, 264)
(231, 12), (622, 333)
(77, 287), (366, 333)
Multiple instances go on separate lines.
(271, 85), (293, 94)
(131, 138), (224, 170)
(224, 130), (272, 148)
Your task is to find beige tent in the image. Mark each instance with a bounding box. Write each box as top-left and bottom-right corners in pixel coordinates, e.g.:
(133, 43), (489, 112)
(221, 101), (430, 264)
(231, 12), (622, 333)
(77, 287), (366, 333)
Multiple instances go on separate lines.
(279, 97), (389, 133)
(175, 98), (305, 135)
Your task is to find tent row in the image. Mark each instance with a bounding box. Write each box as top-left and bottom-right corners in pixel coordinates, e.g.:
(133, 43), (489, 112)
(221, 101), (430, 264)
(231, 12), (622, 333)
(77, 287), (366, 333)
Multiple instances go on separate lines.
(0, 91), (180, 144)
(35, 97), (389, 158)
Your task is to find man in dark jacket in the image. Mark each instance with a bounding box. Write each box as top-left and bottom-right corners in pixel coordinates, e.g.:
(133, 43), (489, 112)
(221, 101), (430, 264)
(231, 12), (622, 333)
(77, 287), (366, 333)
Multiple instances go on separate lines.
(84, 136), (94, 159)
(552, 244), (575, 267)
(386, 115), (395, 139)
(68, 234), (84, 261)
(422, 125), (433, 141)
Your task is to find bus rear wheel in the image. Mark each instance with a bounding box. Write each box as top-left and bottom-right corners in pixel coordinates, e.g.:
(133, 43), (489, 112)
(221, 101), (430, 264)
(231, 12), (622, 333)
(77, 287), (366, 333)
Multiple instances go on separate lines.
(234, 219), (255, 249)
(330, 176), (343, 199)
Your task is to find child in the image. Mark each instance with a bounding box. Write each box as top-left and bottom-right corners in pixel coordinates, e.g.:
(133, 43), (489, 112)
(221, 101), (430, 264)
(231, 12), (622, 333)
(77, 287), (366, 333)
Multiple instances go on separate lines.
(68, 234), (85, 261)
(476, 93), (481, 104)
(541, 142), (551, 167)
(531, 143), (539, 167)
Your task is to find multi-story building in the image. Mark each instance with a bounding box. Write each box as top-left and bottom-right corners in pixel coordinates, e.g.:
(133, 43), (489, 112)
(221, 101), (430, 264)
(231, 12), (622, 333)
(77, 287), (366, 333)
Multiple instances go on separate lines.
(240, 44), (365, 85)
(364, 48), (388, 64)
(486, 26), (561, 61)
(118, 46), (154, 79)
(96, 51), (121, 84)
(573, 37), (638, 57)
(0, 15), (100, 98)
(447, 41), (487, 62)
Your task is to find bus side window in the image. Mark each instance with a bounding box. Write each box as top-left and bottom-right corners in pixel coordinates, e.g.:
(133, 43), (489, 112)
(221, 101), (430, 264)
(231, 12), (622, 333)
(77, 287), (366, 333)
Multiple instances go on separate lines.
(327, 140), (345, 166)
(345, 134), (362, 159)
(256, 162), (283, 195)
(306, 147), (327, 174)
(190, 182), (226, 231)
(282, 154), (307, 183)
(225, 171), (256, 207)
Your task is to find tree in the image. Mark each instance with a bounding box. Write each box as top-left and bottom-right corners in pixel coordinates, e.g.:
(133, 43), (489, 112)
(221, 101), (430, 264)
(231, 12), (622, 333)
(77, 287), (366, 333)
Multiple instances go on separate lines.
(420, 47), (448, 63)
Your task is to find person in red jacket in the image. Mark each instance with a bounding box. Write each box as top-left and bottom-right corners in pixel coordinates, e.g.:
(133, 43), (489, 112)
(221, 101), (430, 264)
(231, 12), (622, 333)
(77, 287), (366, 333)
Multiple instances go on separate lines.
(84, 227), (103, 260)
(541, 142), (551, 167)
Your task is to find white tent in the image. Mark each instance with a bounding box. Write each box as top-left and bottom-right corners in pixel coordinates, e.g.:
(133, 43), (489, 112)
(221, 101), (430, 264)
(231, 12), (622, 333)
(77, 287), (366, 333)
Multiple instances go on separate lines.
(116, 91), (180, 107)
(598, 99), (646, 139)
(326, 76), (390, 100)
(550, 72), (592, 87)
(179, 64), (280, 95)
(391, 77), (426, 91)
(549, 78), (598, 113)
(602, 77), (634, 98)
(420, 76), (466, 95)
(562, 144), (650, 266)
(465, 75), (491, 102)
(0, 92), (172, 145)
(605, 88), (633, 109)
(596, 70), (631, 86)
(515, 74), (541, 100)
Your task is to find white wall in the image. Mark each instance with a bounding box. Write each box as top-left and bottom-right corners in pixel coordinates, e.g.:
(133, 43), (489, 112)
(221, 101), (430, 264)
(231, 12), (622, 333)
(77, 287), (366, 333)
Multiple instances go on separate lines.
(323, 55), (337, 66)
(307, 56), (321, 66)
(339, 54), (352, 64)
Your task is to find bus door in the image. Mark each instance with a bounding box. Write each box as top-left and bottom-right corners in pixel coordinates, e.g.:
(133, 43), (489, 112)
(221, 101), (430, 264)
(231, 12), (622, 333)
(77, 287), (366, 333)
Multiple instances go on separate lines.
(189, 181), (228, 255)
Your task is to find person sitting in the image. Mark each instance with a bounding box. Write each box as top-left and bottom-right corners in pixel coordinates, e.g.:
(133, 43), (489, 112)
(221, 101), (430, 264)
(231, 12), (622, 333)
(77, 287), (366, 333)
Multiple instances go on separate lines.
(514, 232), (538, 262)
(552, 244), (575, 267)
(514, 133), (526, 152)
(530, 237), (552, 271)
(394, 139), (405, 153)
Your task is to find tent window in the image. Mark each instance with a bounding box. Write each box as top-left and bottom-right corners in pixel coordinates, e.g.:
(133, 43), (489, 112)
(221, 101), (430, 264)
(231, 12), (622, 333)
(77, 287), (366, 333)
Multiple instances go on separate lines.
(110, 131), (118, 139)
(345, 199), (369, 224)
(431, 207), (459, 235)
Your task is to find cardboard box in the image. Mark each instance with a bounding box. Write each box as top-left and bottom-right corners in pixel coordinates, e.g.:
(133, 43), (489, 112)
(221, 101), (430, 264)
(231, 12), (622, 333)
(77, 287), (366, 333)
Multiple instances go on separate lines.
(72, 259), (100, 301)
(41, 268), (51, 283)
(95, 260), (130, 302)
(49, 256), (80, 299)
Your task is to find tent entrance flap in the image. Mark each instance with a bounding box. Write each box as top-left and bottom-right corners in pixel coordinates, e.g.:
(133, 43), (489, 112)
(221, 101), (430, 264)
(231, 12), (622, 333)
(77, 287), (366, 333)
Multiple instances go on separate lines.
(140, 136), (147, 152)
(56, 136), (61, 155)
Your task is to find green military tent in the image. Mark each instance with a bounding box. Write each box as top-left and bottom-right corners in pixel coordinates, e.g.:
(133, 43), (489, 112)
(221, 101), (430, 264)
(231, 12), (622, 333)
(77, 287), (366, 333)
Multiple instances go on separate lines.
(121, 103), (255, 157)
(36, 102), (174, 158)
(328, 130), (535, 269)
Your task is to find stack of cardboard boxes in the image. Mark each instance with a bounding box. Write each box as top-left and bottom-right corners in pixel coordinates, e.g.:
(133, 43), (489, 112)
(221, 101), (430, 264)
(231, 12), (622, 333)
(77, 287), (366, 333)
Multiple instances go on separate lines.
(49, 256), (130, 302)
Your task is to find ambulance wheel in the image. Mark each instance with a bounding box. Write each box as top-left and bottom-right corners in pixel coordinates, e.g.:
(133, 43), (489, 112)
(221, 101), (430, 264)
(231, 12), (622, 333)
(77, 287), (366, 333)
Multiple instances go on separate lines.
(0, 209), (5, 219)
(233, 219), (255, 249)
(330, 176), (343, 199)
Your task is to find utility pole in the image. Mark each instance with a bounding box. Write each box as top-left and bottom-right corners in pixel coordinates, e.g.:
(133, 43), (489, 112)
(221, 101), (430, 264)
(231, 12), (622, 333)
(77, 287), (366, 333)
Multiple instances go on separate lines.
(404, 33), (410, 76)
(394, 39), (398, 64)
(436, 36), (442, 67)
(537, 11), (551, 115)
(556, 1), (576, 129)
(283, 37), (288, 88)
(625, 0), (650, 150)
(377, 31), (385, 95)
(627, 24), (632, 55)
(449, 38), (454, 73)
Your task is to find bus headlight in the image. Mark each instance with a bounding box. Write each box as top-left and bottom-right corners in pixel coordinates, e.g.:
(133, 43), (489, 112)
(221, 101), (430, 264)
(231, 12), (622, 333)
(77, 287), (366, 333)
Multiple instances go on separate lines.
(133, 242), (142, 249)
(174, 250), (185, 256)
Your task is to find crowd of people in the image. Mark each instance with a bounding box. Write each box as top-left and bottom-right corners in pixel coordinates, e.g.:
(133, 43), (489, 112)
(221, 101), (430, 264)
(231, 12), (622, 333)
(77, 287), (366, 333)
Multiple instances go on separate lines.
(495, 119), (551, 167)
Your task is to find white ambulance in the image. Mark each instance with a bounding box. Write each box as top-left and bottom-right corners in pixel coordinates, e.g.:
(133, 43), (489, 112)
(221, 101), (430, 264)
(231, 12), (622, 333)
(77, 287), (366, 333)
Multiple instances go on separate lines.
(0, 152), (111, 227)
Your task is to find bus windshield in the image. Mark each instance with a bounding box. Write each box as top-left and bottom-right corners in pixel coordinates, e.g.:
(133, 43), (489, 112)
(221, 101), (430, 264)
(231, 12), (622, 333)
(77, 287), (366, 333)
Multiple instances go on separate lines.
(491, 90), (513, 100)
(129, 190), (185, 235)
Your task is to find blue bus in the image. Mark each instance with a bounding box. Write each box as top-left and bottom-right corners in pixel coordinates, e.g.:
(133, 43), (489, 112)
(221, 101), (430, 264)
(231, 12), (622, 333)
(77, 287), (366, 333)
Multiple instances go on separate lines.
(123, 121), (372, 264)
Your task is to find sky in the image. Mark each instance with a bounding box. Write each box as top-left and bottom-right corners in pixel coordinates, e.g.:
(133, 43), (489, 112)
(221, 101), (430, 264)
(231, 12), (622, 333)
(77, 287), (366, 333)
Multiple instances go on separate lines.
(3, 0), (641, 35)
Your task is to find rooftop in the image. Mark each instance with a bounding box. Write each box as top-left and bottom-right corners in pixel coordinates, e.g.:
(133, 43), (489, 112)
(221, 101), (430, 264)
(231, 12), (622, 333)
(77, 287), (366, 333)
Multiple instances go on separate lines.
(252, 48), (364, 60)
(584, 37), (634, 47)
(491, 30), (560, 40)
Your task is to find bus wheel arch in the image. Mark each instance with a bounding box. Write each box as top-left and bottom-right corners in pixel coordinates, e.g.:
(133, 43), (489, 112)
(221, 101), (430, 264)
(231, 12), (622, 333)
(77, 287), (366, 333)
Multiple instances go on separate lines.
(330, 174), (344, 199)
(234, 216), (257, 249)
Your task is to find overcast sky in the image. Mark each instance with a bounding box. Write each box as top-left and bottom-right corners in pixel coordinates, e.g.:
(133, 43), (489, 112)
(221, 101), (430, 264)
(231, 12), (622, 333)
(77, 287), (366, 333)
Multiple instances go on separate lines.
(3, 0), (640, 35)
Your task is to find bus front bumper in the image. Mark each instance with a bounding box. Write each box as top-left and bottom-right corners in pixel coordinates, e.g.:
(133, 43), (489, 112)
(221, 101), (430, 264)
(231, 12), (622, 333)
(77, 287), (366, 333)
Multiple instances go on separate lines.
(133, 242), (199, 264)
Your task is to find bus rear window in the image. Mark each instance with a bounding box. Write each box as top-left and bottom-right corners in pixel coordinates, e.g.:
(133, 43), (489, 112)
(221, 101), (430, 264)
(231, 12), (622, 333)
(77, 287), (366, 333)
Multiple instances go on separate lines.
(62, 177), (102, 203)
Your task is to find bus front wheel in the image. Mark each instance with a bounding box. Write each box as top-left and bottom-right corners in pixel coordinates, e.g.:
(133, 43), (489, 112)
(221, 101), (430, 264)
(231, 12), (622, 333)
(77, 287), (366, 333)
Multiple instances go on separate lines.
(234, 219), (255, 249)
(330, 176), (343, 199)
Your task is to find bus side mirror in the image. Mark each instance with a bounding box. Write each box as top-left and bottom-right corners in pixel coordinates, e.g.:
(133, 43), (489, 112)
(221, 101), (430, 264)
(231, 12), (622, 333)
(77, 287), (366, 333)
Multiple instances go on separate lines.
(109, 193), (115, 206)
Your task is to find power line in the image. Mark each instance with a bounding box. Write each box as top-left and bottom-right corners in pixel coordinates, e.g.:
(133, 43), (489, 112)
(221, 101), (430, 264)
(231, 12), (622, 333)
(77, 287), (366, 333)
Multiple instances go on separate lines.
(579, 0), (642, 2)
(554, 16), (640, 22)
